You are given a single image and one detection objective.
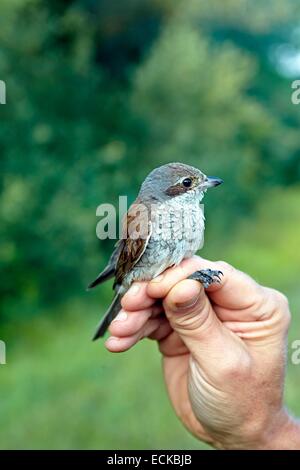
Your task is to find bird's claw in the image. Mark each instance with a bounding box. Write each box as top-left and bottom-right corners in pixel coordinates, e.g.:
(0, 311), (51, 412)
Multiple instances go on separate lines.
(187, 269), (223, 288)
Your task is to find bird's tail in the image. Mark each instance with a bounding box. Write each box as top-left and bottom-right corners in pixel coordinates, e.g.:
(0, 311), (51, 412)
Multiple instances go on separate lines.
(92, 293), (122, 341)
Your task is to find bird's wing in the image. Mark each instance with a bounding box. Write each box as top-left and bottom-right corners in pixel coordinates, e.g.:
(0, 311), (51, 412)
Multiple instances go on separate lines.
(88, 199), (152, 290)
(113, 202), (152, 288)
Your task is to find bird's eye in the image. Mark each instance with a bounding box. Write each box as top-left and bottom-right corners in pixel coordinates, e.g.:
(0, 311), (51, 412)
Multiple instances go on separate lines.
(182, 178), (192, 188)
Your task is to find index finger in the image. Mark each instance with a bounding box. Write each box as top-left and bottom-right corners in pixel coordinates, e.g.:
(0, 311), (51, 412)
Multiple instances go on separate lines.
(147, 256), (264, 311)
(121, 281), (156, 311)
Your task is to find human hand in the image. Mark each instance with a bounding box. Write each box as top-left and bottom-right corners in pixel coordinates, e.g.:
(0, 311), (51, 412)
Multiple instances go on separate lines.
(105, 256), (299, 449)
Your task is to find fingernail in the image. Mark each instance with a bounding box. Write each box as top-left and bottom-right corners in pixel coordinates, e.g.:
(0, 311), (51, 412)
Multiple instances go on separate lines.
(112, 310), (128, 322)
(128, 284), (141, 296)
(151, 274), (164, 283)
(175, 293), (200, 310)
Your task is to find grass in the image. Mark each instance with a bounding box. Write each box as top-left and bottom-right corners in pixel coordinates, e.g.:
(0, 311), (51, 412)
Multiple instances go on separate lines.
(0, 301), (207, 449)
(0, 294), (299, 449)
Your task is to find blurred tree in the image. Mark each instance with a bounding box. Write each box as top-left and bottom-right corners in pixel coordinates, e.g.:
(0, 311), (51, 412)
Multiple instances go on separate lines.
(131, 0), (300, 223)
(0, 0), (299, 322)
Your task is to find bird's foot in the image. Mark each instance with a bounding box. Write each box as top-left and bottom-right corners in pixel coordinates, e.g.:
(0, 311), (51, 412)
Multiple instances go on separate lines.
(188, 269), (223, 288)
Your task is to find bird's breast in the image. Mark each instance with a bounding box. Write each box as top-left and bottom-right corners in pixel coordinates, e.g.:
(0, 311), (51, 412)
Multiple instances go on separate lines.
(151, 198), (205, 250)
(123, 200), (205, 287)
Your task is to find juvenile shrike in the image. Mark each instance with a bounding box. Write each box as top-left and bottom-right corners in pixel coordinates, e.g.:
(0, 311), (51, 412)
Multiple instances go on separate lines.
(89, 162), (223, 339)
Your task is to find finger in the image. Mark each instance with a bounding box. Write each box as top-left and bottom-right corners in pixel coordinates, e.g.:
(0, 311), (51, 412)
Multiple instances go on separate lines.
(121, 282), (155, 311)
(108, 305), (163, 338)
(223, 298), (290, 339)
(210, 266), (285, 323)
(148, 256), (269, 323)
(147, 256), (204, 300)
(158, 330), (188, 357)
(147, 318), (173, 342)
(207, 261), (265, 311)
(105, 318), (161, 353)
(108, 308), (151, 338)
(222, 320), (273, 339)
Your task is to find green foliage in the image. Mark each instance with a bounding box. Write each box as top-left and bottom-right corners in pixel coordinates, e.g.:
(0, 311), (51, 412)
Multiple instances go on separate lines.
(0, 0), (299, 318)
(221, 188), (300, 292)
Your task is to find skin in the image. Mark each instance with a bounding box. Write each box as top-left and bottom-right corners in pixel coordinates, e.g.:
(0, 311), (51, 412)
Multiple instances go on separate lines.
(105, 256), (300, 449)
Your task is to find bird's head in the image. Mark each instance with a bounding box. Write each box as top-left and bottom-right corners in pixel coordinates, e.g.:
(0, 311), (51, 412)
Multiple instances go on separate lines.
(139, 162), (223, 202)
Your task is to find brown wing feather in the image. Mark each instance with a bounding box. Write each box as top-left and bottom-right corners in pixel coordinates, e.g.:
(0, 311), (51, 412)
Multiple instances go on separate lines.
(113, 200), (152, 288)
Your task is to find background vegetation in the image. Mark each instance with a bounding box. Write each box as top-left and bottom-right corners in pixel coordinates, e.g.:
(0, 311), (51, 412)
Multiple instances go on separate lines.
(0, 0), (299, 449)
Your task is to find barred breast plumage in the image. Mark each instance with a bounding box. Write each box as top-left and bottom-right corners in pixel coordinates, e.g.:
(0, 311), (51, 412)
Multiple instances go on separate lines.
(123, 191), (205, 289)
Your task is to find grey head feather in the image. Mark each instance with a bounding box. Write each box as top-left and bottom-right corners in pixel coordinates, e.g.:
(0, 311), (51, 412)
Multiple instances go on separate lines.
(138, 162), (205, 202)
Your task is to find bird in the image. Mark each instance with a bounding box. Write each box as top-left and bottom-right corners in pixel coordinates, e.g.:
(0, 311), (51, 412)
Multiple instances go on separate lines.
(88, 162), (223, 340)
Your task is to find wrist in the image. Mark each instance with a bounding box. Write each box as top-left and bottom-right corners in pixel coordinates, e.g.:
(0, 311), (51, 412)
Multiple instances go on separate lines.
(217, 409), (300, 450)
(254, 409), (300, 450)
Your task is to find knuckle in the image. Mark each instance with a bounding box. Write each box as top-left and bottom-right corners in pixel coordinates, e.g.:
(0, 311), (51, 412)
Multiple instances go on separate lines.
(141, 319), (160, 339)
(258, 288), (291, 326)
(270, 289), (291, 326)
(283, 308), (292, 329)
(274, 290), (289, 309)
(175, 310), (209, 332)
(216, 260), (234, 275)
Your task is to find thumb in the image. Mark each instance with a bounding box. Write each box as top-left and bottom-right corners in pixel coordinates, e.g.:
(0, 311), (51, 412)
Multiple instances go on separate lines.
(163, 279), (248, 379)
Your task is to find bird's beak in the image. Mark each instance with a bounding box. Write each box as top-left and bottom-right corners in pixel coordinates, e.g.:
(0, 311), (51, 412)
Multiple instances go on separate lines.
(201, 176), (223, 190)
